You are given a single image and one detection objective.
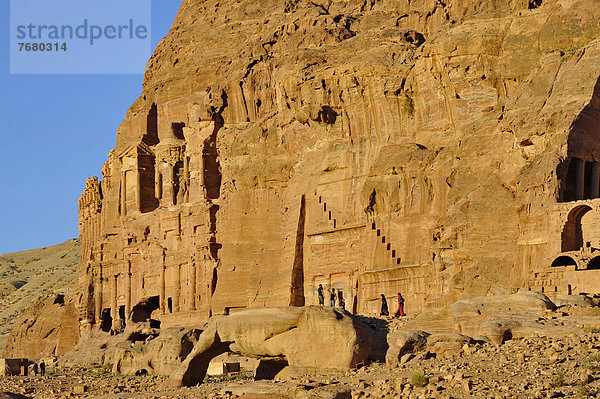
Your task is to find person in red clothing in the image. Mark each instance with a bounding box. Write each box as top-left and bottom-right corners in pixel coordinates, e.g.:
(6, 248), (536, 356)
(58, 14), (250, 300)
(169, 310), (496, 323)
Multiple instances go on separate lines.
(395, 292), (406, 317)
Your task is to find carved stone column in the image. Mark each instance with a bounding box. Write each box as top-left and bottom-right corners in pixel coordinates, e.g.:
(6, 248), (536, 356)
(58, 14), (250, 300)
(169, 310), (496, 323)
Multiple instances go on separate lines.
(94, 276), (103, 325)
(111, 275), (118, 329)
(164, 165), (175, 206)
(136, 169), (142, 212)
(121, 171), (127, 216)
(189, 262), (196, 311)
(173, 265), (181, 312)
(195, 259), (202, 310)
(160, 265), (166, 314)
(187, 150), (205, 203)
(155, 170), (163, 200)
(198, 156), (205, 191)
(183, 156), (190, 203)
(125, 267), (132, 321)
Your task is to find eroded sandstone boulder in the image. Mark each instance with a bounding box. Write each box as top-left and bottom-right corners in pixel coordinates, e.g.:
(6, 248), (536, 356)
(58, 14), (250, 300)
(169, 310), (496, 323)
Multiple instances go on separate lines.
(426, 333), (475, 356)
(386, 291), (583, 362)
(112, 327), (202, 376)
(3, 294), (79, 360)
(400, 291), (555, 336)
(554, 294), (596, 308)
(168, 306), (373, 387)
(386, 331), (476, 364)
(385, 330), (429, 365)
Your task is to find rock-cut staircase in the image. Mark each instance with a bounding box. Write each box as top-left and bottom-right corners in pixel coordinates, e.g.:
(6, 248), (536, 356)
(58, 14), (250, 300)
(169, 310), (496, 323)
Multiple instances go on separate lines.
(315, 193), (401, 266)
(370, 220), (401, 266)
(317, 195), (338, 230)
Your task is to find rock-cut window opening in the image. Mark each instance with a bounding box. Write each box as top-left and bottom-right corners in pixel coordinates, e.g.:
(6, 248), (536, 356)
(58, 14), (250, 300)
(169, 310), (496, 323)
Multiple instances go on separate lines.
(562, 157), (600, 202)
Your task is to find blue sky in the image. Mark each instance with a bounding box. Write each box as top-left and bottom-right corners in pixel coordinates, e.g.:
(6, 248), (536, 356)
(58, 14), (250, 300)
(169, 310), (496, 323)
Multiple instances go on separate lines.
(0, 0), (183, 254)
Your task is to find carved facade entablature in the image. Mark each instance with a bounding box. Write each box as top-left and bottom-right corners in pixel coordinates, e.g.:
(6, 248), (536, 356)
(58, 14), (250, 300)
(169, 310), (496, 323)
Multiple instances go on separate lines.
(155, 140), (186, 165)
(117, 141), (156, 159)
(114, 143), (157, 177)
(162, 213), (181, 234)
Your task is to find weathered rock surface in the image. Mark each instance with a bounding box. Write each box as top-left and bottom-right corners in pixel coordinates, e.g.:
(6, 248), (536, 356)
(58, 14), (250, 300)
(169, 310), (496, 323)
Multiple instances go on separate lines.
(385, 330), (429, 365)
(399, 291), (557, 338)
(555, 294), (596, 308)
(0, 239), (79, 354)
(168, 306), (373, 386)
(425, 333), (475, 357)
(386, 291), (597, 364)
(386, 330), (477, 364)
(3, 293), (79, 360)
(73, 0), (600, 350)
(112, 327), (202, 376)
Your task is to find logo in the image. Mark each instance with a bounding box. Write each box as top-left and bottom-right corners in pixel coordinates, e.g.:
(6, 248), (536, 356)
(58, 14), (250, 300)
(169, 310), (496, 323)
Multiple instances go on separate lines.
(10, 0), (152, 74)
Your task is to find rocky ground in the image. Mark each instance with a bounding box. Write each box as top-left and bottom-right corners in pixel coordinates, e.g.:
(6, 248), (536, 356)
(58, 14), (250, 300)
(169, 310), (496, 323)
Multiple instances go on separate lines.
(0, 239), (80, 353)
(2, 330), (600, 399)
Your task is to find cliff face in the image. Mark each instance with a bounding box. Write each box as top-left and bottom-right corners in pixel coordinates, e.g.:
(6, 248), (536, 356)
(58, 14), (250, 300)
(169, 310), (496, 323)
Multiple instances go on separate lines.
(77, 0), (600, 333)
(3, 294), (79, 360)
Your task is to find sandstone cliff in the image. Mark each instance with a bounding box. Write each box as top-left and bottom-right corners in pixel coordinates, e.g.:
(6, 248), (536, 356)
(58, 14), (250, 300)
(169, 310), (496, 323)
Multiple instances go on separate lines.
(75, 0), (600, 338)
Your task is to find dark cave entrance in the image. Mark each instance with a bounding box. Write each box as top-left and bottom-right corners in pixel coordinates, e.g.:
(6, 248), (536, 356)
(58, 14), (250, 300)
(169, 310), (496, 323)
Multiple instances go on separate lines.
(100, 308), (112, 332)
(131, 296), (161, 328)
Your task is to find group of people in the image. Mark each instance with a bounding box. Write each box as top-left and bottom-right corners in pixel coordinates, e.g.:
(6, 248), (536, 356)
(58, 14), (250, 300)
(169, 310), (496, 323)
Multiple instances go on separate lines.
(381, 292), (406, 317)
(32, 361), (46, 376)
(315, 284), (406, 317)
(317, 284), (345, 310)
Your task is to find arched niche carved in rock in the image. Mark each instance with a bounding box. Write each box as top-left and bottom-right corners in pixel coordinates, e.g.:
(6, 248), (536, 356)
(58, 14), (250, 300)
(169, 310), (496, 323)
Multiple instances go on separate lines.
(561, 205), (593, 252)
(551, 255), (577, 267)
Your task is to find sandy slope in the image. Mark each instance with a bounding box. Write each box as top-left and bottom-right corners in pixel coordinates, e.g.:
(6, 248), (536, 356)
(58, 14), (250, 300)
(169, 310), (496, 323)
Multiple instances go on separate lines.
(0, 239), (80, 354)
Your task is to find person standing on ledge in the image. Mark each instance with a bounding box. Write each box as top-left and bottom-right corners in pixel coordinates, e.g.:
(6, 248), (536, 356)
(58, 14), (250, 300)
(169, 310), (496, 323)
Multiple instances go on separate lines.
(317, 284), (325, 306)
(40, 361), (45, 377)
(395, 292), (406, 317)
(32, 362), (38, 376)
(380, 293), (389, 316)
(330, 288), (336, 307)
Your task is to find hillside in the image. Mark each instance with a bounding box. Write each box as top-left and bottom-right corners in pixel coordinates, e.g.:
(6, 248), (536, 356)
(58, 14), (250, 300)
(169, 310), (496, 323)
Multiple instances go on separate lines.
(0, 239), (80, 354)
